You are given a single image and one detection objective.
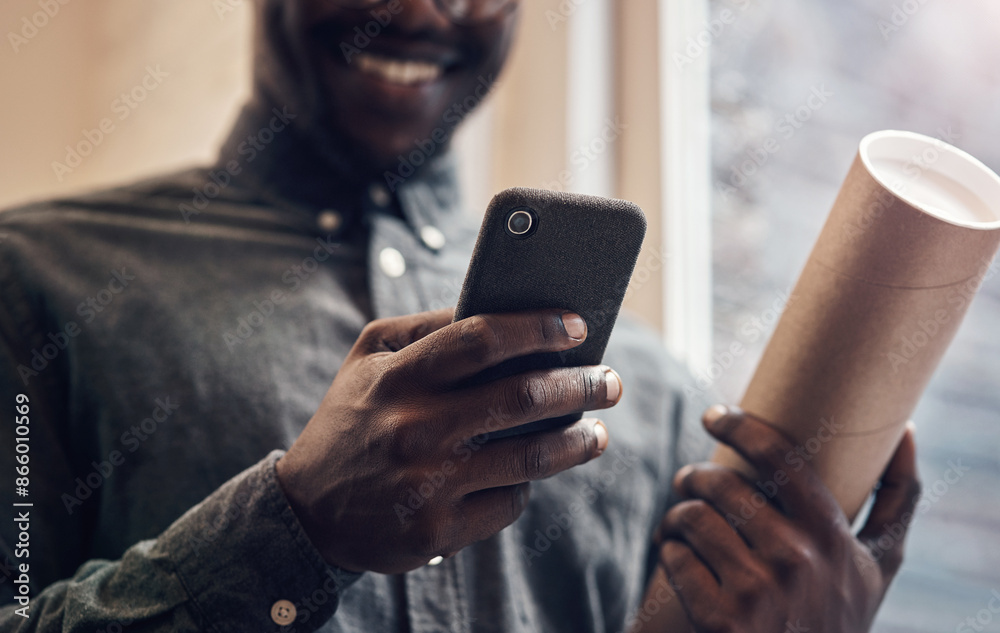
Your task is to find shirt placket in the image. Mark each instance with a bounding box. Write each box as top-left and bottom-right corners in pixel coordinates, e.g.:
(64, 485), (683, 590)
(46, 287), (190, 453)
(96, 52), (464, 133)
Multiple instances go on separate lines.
(367, 213), (426, 318)
(404, 556), (471, 633)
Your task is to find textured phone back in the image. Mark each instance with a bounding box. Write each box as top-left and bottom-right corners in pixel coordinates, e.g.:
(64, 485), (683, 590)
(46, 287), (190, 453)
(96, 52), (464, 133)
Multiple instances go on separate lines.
(454, 187), (647, 437)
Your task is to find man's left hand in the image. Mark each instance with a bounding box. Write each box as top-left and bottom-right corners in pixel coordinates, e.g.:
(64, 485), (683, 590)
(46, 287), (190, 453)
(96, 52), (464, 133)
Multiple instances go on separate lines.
(656, 405), (921, 632)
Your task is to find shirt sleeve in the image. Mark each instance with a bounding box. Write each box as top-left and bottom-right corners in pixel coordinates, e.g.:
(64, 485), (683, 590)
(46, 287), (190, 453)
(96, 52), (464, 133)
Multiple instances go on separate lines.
(0, 334), (362, 632)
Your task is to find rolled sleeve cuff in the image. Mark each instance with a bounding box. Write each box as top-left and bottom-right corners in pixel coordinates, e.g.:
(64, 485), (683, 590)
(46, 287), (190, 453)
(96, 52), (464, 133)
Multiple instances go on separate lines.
(154, 450), (363, 632)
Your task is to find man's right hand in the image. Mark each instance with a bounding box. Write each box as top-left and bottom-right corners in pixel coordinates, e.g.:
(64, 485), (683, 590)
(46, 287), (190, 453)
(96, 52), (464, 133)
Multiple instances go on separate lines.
(275, 308), (622, 574)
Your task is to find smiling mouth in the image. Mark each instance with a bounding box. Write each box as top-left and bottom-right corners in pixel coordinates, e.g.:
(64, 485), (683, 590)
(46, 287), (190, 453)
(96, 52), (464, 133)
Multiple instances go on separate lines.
(354, 53), (445, 86)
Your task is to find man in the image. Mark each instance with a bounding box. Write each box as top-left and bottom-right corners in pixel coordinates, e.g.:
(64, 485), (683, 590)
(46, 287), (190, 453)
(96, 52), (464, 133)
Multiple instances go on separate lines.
(0, 0), (919, 631)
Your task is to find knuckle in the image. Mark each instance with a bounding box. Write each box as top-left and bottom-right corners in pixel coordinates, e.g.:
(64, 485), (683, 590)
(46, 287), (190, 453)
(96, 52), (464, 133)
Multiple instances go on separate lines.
(573, 424), (597, 464)
(358, 318), (395, 352)
(732, 567), (769, 610)
(697, 468), (736, 501)
(509, 376), (543, 419)
(366, 363), (395, 397)
(673, 500), (712, 532)
(459, 316), (501, 368)
(771, 542), (816, 579)
(529, 313), (554, 345)
(360, 318), (388, 341)
(742, 439), (783, 471)
(519, 438), (553, 480)
(577, 366), (601, 405)
(384, 416), (431, 463)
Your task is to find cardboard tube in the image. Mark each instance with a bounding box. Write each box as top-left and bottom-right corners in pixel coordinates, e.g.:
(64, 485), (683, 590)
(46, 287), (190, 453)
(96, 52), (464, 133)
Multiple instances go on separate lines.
(634, 131), (1000, 632)
(715, 130), (1000, 519)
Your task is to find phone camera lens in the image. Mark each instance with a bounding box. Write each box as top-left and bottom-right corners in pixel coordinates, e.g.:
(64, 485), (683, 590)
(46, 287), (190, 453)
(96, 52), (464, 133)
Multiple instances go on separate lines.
(507, 209), (534, 237)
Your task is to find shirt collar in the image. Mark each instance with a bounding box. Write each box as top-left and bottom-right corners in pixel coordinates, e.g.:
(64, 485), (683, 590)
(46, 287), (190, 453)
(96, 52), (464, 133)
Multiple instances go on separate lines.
(213, 100), (464, 239)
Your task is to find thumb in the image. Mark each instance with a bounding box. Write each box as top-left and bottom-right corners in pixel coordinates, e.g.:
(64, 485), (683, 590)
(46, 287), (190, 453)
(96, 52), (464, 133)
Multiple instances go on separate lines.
(856, 423), (921, 580)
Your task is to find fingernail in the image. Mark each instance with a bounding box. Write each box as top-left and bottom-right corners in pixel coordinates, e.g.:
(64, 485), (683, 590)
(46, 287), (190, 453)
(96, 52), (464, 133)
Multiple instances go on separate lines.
(604, 367), (622, 404)
(562, 312), (586, 340)
(703, 404), (729, 426)
(673, 464), (695, 491)
(905, 420), (917, 435)
(593, 420), (609, 454)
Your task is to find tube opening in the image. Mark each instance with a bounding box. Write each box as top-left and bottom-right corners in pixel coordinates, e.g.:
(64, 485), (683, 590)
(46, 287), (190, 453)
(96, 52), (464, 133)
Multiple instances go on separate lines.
(860, 130), (1000, 229)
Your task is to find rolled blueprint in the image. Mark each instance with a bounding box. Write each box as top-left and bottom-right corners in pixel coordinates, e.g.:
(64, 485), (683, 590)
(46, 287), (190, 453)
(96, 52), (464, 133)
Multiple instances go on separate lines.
(634, 130), (1000, 633)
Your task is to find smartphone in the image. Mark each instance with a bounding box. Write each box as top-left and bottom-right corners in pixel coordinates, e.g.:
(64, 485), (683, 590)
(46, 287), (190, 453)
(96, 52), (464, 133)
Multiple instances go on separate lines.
(453, 187), (647, 439)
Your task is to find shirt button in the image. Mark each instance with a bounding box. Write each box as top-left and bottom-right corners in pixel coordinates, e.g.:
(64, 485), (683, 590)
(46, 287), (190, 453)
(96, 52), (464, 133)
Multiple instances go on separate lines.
(379, 247), (406, 278)
(427, 555), (444, 566)
(270, 599), (297, 626)
(317, 210), (342, 233)
(369, 183), (392, 208)
(419, 225), (446, 250)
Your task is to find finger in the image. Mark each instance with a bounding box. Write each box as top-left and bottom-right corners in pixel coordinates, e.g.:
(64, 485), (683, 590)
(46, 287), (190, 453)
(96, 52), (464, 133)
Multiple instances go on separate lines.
(671, 462), (786, 548)
(399, 310), (588, 386)
(857, 424), (920, 579)
(443, 365), (622, 441)
(458, 482), (532, 544)
(456, 418), (608, 493)
(703, 405), (847, 531)
(658, 541), (722, 626)
(658, 500), (756, 581)
(354, 308), (456, 355)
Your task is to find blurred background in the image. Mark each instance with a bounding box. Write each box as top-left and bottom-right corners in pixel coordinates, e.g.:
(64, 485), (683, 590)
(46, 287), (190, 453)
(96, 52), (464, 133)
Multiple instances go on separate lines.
(2, 0), (999, 630)
(708, 1), (1000, 631)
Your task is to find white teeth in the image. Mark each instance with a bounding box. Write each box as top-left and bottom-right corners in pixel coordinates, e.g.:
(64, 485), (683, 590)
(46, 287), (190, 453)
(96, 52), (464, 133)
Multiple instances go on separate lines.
(355, 53), (443, 86)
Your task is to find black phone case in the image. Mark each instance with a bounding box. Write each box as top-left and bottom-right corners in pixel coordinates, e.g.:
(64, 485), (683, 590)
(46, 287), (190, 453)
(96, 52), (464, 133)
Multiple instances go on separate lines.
(454, 187), (647, 439)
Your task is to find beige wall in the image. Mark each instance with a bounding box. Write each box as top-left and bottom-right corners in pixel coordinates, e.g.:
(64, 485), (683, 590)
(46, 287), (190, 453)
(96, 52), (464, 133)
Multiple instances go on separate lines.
(0, 1), (666, 331)
(0, 0), (252, 208)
